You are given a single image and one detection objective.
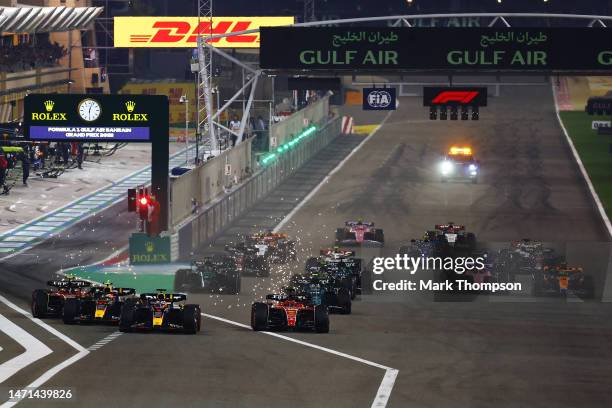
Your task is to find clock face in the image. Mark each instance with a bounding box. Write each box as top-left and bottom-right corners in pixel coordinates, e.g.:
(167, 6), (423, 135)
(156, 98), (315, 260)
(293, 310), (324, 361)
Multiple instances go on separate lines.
(78, 99), (101, 122)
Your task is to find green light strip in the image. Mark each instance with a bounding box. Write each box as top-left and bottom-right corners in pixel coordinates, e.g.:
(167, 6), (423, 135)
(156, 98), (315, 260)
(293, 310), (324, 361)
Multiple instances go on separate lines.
(261, 125), (317, 166)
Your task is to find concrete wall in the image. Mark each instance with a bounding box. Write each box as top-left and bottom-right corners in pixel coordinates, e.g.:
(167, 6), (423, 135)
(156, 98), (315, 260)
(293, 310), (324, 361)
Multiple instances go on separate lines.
(269, 96), (330, 148)
(170, 138), (253, 227)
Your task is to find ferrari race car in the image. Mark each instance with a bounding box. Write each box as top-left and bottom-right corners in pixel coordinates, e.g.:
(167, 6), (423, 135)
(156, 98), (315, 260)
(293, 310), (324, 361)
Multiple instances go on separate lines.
(289, 269), (352, 314)
(533, 264), (594, 298)
(119, 290), (201, 334)
(336, 220), (384, 246)
(62, 281), (137, 324)
(174, 255), (241, 294)
(251, 292), (329, 333)
(439, 146), (479, 183)
(31, 276), (92, 318)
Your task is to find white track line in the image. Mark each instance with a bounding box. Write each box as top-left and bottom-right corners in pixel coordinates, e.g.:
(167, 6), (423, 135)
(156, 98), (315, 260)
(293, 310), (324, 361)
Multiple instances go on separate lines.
(0, 315), (52, 383)
(0, 295), (89, 408)
(87, 332), (123, 351)
(551, 81), (612, 238)
(203, 313), (398, 408)
(274, 111), (394, 233)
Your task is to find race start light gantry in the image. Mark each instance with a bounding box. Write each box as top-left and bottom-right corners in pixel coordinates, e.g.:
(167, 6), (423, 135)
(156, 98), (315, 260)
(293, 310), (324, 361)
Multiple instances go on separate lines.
(114, 16), (294, 48)
(260, 27), (612, 72)
(23, 94), (169, 142)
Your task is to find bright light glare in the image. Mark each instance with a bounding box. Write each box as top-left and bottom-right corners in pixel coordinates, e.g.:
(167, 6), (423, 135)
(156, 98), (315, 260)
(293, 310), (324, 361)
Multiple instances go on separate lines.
(440, 161), (454, 174)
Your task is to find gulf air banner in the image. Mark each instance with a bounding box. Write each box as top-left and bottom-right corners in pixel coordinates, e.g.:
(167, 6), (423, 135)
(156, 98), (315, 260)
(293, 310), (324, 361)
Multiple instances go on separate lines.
(114, 16), (294, 48)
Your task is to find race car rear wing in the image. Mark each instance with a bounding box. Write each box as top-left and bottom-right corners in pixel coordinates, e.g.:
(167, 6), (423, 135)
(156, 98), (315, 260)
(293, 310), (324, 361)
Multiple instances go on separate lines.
(47, 280), (91, 288)
(435, 224), (465, 231)
(345, 221), (374, 227)
(141, 293), (187, 302)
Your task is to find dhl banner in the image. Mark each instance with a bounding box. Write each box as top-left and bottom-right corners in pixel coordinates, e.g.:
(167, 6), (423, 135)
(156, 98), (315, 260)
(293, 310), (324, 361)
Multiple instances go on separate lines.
(114, 16), (294, 48)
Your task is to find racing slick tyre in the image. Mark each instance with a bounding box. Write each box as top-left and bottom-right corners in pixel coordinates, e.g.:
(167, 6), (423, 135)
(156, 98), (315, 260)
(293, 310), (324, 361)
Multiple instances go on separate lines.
(251, 302), (269, 331)
(62, 298), (80, 324)
(31, 290), (48, 318)
(335, 228), (347, 243)
(465, 233), (477, 252)
(582, 276), (595, 299)
(374, 229), (385, 245)
(174, 269), (191, 291)
(314, 305), (329, 333)
(337, 288), (352, 315)
(182, 305), (201, 334)
(119, 304), (136, 332)
(532, 274), (544, 297)
(227, 272), (241, 295)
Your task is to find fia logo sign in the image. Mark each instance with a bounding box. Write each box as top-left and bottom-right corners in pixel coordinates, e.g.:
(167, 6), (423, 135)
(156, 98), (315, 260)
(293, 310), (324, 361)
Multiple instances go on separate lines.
(363, 88), (396, 110)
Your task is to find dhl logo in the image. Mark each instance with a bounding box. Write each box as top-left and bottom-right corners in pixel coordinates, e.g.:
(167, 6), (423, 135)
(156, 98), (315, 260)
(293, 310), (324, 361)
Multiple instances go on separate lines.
(114, 17), (294, 48)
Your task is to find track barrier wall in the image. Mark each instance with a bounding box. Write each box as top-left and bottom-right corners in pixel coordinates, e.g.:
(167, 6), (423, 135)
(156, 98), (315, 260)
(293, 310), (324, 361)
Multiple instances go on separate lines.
(176, 116), (341, 260)
(270, 95), (330, 148)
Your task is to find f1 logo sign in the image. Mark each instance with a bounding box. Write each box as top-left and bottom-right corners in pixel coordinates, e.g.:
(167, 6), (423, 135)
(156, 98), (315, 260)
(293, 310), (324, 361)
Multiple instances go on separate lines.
(431, 91), (479, 104)
(423, 87), (488, 107)
(363, 88), (396, 111)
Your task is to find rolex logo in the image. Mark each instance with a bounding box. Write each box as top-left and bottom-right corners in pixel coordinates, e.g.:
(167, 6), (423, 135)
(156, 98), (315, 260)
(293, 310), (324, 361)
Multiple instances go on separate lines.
(145, 241), (154, 253)
(44, 100), (54, 112)
(125, 101), (136, 113)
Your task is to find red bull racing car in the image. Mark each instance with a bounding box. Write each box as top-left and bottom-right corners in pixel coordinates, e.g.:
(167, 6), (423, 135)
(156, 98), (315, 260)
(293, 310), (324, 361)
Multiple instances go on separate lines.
(31, 276), (92, 318)
(119, 290), (201, 334)
(62, 281), (137, 324)
(251, 291), (329, 333)
(335, 220), (384, 246)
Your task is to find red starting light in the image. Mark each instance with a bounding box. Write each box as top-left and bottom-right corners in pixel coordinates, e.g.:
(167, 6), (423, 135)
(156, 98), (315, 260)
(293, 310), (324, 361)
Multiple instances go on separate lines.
(139, 196), (149, 206)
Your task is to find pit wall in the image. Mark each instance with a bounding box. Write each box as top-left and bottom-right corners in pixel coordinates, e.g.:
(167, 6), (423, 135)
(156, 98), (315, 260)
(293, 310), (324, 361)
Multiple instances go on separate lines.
(170, 138), (252, 227)
(270, 95), (330, 148)
(175, 117), (341, 259)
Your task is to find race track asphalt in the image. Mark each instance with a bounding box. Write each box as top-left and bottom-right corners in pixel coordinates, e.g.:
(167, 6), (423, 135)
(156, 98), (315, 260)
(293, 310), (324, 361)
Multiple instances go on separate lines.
(2, 83), (612, 408)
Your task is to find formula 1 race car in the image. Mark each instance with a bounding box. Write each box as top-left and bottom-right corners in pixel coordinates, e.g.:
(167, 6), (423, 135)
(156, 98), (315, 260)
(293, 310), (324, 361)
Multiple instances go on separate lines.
(174, 255), (241, 294)
(289, 269), (352, 314)
(335, 220), (384, 246)
(251, 292), (329, 333)
(31, 276), (92, 318)
(439, 146), (479, 183)
(119, 290), (201, 334)
(533, 264), (594, 298)
(225, 232), (291, 277)
(62, 282), (137, 324)
(248, 231), (297, 262)
(495, 239), (565, 277)
(305, 247), (363, 298)
(429, 223), (476, 254)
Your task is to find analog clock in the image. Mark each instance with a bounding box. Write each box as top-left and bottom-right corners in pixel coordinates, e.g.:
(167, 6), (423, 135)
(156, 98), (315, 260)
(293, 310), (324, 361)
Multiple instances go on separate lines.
(78, 98), (101, 122)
